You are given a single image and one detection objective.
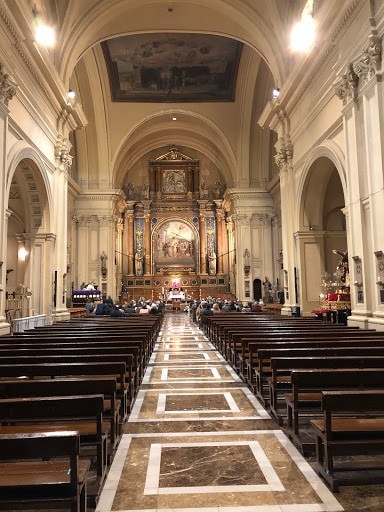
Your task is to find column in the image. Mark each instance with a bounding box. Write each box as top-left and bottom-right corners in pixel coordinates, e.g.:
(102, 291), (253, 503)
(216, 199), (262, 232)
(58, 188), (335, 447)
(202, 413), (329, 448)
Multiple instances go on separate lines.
(124, 201), (135, 276)
(52, 134), (72, 317)
(198, 201), (207, 274)
(214, 201), (224, 274)
(0, 65), (16, 332)
(144, 212), (151, 275)
(226, 217), (235, 296)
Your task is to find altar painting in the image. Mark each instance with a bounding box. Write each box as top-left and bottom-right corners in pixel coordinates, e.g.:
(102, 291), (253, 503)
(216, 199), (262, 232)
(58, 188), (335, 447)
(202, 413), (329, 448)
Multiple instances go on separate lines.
(154, 221), (196, 266)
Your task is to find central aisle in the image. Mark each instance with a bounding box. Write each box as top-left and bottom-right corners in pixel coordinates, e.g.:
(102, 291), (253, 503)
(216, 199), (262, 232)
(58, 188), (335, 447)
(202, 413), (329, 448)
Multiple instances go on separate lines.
(96, 312), (344, 512)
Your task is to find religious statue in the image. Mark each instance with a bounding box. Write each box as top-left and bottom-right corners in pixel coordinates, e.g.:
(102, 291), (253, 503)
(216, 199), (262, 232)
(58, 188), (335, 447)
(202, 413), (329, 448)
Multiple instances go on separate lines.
(126, 182), (135, 199)
(142, 182), (149, 199)
(135, 250), (143, 276)
(263, 277), (272, 300)
(199, 181), (208, 199)
(332, 249), (349, 287)
(101, 251), (107, 279)
(214, 181), (222, 199)
(208, 247), (217, 275)
(243, 249), (250, 267)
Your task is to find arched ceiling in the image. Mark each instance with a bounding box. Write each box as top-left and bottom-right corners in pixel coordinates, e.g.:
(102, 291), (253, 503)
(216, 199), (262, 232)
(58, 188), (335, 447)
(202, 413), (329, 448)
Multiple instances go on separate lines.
(15, 0), (311, 190)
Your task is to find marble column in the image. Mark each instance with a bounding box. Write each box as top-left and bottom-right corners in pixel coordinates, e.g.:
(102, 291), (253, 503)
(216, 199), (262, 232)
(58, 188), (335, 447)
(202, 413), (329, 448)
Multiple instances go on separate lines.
(144, 213), (151, 275)
(125, 208), (135, 276)
(198, 202), (208, 275)
(214, 201), (224, 274)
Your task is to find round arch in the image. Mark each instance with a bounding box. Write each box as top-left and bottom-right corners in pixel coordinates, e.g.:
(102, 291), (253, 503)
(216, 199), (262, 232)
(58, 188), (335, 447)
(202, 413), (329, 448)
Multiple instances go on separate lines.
(58, 1), (291, 88)
(112, 109), (237, 189)
(296, 141), (347, 231)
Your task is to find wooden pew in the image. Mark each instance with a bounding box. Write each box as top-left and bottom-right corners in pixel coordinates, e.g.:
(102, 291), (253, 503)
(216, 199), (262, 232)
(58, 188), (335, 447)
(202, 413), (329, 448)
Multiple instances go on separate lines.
(0, 394), (108, 500)
(284, 367), (384, 453)
(0, 352), (136, 413)
(0, 377), (121, 451)
(247, 335), (384, 401)
(0, 431), (90, 512)
(0, 361), (128, 424)
(310, 390), (384, 491)
(235, 329), (382, 378)
(268, 351), (384, 423)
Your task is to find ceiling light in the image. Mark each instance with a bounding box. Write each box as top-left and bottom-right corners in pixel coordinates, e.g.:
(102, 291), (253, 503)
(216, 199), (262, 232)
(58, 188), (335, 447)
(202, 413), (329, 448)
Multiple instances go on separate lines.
(290, 0), (316, 52)
(35, 23), (55, 47)
(68, 89), (76, 100)
(272, 87), (280, 99)
(172, 116), (177, 121)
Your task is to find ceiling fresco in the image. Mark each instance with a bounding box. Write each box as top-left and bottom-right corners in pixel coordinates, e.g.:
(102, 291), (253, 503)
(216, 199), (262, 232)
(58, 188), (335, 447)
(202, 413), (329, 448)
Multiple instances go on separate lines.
(102, 33), (243, 102)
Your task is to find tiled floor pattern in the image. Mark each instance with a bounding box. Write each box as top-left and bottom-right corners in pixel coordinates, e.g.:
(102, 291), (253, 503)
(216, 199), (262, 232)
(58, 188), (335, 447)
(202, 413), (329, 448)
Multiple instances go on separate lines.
(96, 313), (347, 512)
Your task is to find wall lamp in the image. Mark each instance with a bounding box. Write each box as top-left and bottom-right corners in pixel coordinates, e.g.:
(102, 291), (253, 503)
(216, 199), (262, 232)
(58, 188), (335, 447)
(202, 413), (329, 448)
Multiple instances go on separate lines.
(272, 87), (280, 99)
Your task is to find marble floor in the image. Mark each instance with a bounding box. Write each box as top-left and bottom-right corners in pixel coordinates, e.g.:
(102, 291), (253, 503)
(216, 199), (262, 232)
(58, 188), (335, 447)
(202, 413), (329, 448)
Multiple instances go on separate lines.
(95, 313), (384, 512)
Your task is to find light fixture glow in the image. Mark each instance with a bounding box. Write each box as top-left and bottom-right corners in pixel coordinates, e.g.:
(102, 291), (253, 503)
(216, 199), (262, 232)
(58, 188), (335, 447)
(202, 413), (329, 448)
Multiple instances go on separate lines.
(290, 13), (316, 52)
(18, 247), (28, 261)
(172, 116), (177, 121)
(35, 23), (55, 47)
(68, 89), (76, 100)
(272, 87), (280, 99)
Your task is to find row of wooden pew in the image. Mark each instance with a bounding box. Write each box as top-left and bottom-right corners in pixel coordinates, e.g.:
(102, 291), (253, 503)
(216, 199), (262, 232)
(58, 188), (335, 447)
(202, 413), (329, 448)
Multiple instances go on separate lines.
(202, 312), (384, 492)
(0, 313), (163, 511)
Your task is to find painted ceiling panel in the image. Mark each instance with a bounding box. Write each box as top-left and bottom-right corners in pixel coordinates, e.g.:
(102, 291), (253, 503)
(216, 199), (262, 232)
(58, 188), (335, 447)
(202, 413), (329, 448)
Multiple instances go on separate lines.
(102, 33), (242, 102)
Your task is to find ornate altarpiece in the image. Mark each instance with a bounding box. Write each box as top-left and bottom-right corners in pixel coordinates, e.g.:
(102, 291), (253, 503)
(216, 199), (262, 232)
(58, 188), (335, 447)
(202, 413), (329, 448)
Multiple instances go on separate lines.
(123, 148), (227, 299)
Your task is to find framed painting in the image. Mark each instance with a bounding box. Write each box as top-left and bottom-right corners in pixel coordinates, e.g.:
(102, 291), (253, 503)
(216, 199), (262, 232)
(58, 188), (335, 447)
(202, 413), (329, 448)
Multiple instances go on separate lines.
(162, 169), (186, 194)
(154, 220), (196, 268)
(102, 33), (242, 102)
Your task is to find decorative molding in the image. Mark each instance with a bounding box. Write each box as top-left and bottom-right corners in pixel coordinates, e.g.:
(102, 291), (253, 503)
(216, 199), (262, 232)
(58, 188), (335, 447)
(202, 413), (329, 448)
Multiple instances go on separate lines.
(0, 6), (50, 102)
(55, 134), (72, 173)
(334, 64), (359, 105)
(353, 33), (382, 87)
(0, 62), (17, 106)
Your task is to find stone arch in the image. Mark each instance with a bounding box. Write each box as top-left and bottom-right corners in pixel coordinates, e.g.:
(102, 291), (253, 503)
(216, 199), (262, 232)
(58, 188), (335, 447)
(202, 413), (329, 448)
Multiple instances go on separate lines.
(295, 142), (349, 314)
(6, 143), (53, 316)
(112, 109), (237, 190)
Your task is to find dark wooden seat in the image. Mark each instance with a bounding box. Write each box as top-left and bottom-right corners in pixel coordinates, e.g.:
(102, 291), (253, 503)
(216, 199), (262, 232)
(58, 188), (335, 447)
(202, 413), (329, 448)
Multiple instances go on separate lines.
(310, 390), (384, 491)
(0, 431), (90, 512)
(283, 367), (384, 453)
(268, 349), (384, 421)
(0, 377), (121, 451)
(0, 395), (108, 481)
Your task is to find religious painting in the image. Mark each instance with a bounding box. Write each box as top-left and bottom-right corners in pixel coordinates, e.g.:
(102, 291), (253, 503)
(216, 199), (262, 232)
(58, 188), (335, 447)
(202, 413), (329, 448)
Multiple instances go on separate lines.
(102, 33), (242, 102)
(162, 170), (186, 194)
(154, 220), (196, 267)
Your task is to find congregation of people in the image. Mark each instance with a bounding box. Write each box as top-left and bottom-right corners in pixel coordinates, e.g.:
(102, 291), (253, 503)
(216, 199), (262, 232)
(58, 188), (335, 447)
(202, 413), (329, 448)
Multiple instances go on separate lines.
(86, 296), (164, 317)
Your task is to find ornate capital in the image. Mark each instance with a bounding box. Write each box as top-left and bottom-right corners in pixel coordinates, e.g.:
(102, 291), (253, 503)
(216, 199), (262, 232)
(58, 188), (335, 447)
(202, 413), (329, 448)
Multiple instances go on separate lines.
(334, 64), (358, 105)
(274, 141), (293, 170)
(0, 63), (17, 106)
(55, 134), (72, 173)
(353, 34), (382, 86)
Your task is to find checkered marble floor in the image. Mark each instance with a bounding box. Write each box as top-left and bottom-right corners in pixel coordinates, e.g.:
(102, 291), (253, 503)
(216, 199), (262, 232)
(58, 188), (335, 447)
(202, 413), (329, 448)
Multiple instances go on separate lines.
(96, 312), (344, 512)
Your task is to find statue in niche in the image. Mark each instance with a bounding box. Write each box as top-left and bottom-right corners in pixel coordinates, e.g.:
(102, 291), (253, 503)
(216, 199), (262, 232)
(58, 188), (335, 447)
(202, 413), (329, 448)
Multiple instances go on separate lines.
(199, 181), (208, 199)
(125, 182), (135, 200)
(214, 181), (222, 199)
(135, 250), (143, 276)
(243, 248), (250, 267)
(208, 246), (217, 275)
(142, 182), (149, 199)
